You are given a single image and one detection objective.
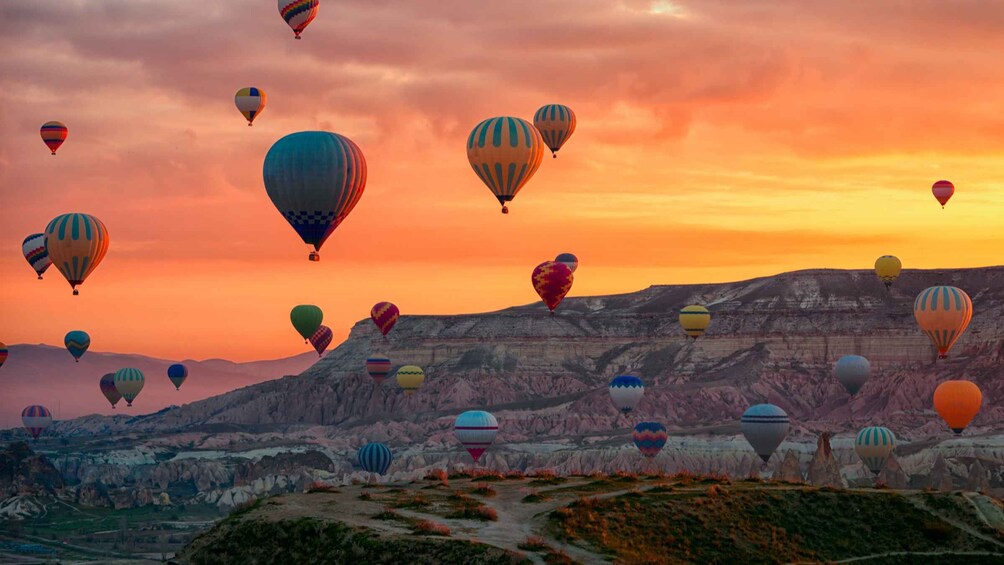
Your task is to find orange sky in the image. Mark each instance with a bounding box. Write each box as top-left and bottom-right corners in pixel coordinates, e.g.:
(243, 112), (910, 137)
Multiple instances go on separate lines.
(2, 1), (1004, 362)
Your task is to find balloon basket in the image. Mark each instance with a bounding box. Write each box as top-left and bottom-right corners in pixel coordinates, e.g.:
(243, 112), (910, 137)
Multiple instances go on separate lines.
(72, 289), (79, 296)
(309, 251), (320, 262)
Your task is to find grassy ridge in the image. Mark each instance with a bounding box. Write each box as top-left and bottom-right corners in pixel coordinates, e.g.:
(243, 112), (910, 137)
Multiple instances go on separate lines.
(549, 486), (1003, 564)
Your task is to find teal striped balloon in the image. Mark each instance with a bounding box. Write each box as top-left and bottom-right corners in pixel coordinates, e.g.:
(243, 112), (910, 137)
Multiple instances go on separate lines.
(855, 426), (896, 476)
(113, 368), (145, 406)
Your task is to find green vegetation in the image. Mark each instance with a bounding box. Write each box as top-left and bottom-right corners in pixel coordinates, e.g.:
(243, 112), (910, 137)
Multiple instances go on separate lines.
(548, 486), (1003, 564)
(183, 517), (531, 565)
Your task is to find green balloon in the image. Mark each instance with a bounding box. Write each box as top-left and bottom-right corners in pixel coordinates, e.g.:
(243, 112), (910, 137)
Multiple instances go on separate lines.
(290, 305), (324, 341)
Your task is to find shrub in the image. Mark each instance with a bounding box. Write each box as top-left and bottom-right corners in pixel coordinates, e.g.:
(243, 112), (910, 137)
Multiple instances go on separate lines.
(358, 492), (372, 501)
(424, 468), (449, 487)
(373, 507), (401, 521)
(448, 504), (498, 521)
(921, 520), (954, 541)
(529, 469), (566, 486)
(307, 482), (339, 493)
(414, 520), (451, 537)
(392, 494), (431, 509)
(612, 471), (639, 482)
(517, 535), (550, 551)
(544, 548), (576, 564)
(472, 483), (497, 497)
(505, 470), (526, 480)
(470, 469), (506, 482)
(522, 490), (551, 503)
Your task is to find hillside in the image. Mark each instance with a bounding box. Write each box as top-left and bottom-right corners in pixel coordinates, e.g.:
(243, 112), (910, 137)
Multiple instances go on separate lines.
(177, 473), (1004, 564)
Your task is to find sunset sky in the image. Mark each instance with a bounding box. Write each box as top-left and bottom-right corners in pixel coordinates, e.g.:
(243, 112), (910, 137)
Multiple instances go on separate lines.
(2, 1), (1004, 362)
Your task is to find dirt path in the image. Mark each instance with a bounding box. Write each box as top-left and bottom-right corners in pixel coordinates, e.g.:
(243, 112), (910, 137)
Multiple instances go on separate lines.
(825, 550), (1004, 563)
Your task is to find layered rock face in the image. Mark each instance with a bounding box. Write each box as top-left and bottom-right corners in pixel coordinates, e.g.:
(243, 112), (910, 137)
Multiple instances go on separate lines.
(10, 267), (1004, 507)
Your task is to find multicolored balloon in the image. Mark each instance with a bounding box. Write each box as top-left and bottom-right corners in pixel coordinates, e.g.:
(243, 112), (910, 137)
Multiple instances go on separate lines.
(396, 365), (425, 395)
(914, 286), (973, 359)
(874, 255), (901, 289)
(22, 233), (51, 279)
(309, 325), (333, 357)
(167, 363), (189, 390)
(679, 305), (711, 339)
(278, 0), (319, 39)
(632, 422), (668, 458)
(532, 261), (574, 312)
(365, 356), (392, 384)
(22, 405), (52, 439)
(466, 116), (545, 213)
(64, 331), (90, 363)
(100, 373), (122, 408)
(235, 87), (267, 126)
(370, 302), (400, 336)
(933, 380), (982, 435)
(44, 213), (110, 295)
(609, 375), (644, 414)
(740, 404), (789, 463)
(555, 253), (578, 273)
(358, 443), (393, 475)
(932, 180), (954, 208)
(40, 121), (67, 155)
(0, 342), (8, 370)
(290, 305), (323, 342)
(113, 368), (145, 407)
(533, 104), (576, 158)
(834, 355), (870, 396)
(263, 131), (367, 261)
(855, 426), (895, 476)
(454, 410), (498, 463)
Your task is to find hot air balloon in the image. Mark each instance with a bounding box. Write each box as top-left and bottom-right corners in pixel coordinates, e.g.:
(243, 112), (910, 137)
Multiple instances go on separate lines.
(290, 305), (323, 342)
(278, 0), (319, 39)
(632, 422), (668, 458)
(167, 363), (189, 390)
(855, 426), (895, 476)
(609, 376), (644, 414)
(235, 87), (267, 126)
(740, 404), (790, 463)
(263, 131), (366, 261)
(679, 305), (711, 339)
(64, 331), (90, 362)
(40, 121), (67, 155)
(22, 405), (52, 439)
(22, 233), (51, 279)
(932, 180), (954, 208)
(44, 213), (109, 295)
(454, 410), (498, 463)
(358, 443), (393, 475)
(100, 373), (121, 408)
(466, 116), (545, 214)
(309, 325), (333, 357)
(914, 286), (972, 359)
(0, 342), (8, 369)
(396, 365), (425, 395)
(370, 302), (400, 337)
(533, 104), (576, 158)
(113, 368), (145, 407)
(834, 355), (870, 396)
(873, 255), (902, 289)
(366, 356), (392, 385)
(555, 253), (578, 273)
(933, 380), (982, 435)
(532, 261), (574, 313)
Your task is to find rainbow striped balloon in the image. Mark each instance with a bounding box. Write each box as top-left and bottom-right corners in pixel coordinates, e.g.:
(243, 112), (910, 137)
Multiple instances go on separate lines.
(40, 121), (67, 155)
(278, 0), (319, 39)
(914, 286), (973, 359)
(533, 104), (576, 158)
(632, 422), (668, 458)
(22, 233), (51, 279)
(358, 443), (393, 475)
(365, 356), (392, 384)
(855, 426), (896, 476)
(454, 410), (498, 463)
(44, 213), (110, 295)
(0, 341), (8, 370)
(466, 116), (544, 213)
(22, 405), (52, 439)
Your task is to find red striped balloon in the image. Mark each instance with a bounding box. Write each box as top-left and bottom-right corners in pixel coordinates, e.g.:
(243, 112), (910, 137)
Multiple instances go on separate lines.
(40, 121), (68, 155)
(932, 180), (954, 208)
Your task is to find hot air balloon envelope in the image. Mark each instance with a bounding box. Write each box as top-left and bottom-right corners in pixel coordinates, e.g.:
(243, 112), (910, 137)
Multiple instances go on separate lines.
(534, 104), (577, 157)
(22, 405), (52, 439)
(366, 356), (392, 384)
(933, 380), (982, 434)
(554, 253), (578, 273)
(932, 180), (954, 207)
(679, 305), (711, 339)
(358, 443), (393, 475)
(396, 365), (425, 395)
(371, 302), (400, 336)
(290, 305), (323, 341)
(44, 213), (110, 295)
(22, 233), (51, 279)
(167, 363), (189, 390)
(467, 116), (544, 213)
(741, 404), (790, 463)
(609, 376), (644, 414)
(834, 355), (870, 395)
(874, 255), (902, 289)
(855, 426), (896, 476)
(64, 331), (90, 362)
(454, 410), (498, 462)
(235, 87), (267, 125)
(914, 286), (972, 359)
(100, 373), (122, 408)
(114, 368), (145, 407)
(309, 325), (333, 357)
(532, 261), (574, 312)
(278, 0), (319, 39)
(632, 422), (668, 458)
(40, 121), (67, 154)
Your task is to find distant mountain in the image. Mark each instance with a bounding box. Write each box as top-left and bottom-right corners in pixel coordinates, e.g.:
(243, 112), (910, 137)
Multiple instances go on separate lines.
(0, 344), (317, 428)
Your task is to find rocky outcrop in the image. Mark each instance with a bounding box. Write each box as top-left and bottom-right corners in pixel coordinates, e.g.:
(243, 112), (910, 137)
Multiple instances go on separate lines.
(927, 455), (955, 491)
(966, 460), (990, 493)
(777, 450), (803, 482)
(878, 456), (909, 489)
(234, 450), (335, 486)
(0, 442), (63, 497)
(807, 433), (844, 488)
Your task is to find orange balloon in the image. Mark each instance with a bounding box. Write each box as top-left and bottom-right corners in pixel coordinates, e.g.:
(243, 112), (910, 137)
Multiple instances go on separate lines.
(933, 380), (982, 435)
(913, 286), (972, 359)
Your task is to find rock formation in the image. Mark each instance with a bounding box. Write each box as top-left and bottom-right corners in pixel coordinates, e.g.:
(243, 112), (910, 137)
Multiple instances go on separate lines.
(777, 450), (803, 482)
(807, 433), (844, 488)
(927, 454), (955, 491)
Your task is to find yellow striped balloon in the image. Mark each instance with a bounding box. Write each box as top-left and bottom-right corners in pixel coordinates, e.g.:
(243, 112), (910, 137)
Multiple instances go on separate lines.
(533, 104), (576, 158)
(44, 213), (109, 295)
(679, 305), (711, 339)
(235, 87), (267, 126)
(466, 116), (544, 214)
(914, 286), (972, 359)
(395, 365), (425, 395)
(874, 255), (901, 289)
